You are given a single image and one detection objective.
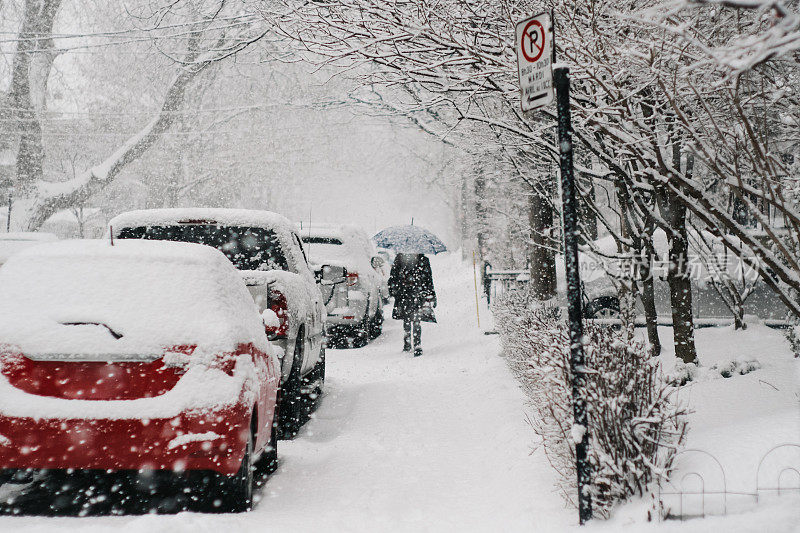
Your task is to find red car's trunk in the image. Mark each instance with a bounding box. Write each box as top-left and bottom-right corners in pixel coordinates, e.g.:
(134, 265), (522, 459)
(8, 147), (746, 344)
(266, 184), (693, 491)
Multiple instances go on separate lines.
(0, 351), (187, 401)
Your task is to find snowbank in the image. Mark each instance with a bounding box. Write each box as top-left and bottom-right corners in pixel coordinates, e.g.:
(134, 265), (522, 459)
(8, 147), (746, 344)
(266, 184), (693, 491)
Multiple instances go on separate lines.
(606, 323), (800, 528)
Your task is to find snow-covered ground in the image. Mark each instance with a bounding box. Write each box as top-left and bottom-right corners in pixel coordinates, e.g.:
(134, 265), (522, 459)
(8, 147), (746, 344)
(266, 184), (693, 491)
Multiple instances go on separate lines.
(0, 253), (572, 532)
(1, 253), (797, 532)
(604, 322), (800, 532)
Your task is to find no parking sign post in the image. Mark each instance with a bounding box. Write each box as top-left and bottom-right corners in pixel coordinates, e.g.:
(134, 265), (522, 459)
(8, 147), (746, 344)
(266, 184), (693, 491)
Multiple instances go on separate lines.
(515, 12), (554, 111)
(516, 11), (593, 525)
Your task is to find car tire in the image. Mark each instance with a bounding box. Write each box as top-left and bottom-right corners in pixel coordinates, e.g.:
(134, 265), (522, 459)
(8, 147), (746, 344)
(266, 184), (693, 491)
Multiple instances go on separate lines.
(352, 308), (370, 348)
(212, 430), (254, 513)
(304, 344), (325, 413)
(254, 419), (278, 484)
(584, 296), (621, 319)
(316, 343), (326, 385)
(369, 307), (383, 339)
(277, 336), (305, 439)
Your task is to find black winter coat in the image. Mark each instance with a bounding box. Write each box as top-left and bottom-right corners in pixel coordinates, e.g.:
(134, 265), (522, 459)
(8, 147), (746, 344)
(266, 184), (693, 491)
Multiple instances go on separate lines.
(388, 254), (436, 320)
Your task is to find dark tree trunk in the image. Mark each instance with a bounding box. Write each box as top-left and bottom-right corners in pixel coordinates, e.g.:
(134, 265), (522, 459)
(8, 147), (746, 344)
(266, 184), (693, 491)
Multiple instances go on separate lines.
(665, 214), (697, 364)
(10, 0), (62, 195)
(460, 177), (470, 260)
(474, 168), (488, 261)
(615, 179), (638, 336)
(580, 180), (598, 243)
(529, 187), (557, 300)
(638, 225), (661, 356)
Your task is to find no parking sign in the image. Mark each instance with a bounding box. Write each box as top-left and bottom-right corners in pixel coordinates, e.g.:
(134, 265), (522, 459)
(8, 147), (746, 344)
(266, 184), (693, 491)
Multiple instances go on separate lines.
(515, 12), (554, 111)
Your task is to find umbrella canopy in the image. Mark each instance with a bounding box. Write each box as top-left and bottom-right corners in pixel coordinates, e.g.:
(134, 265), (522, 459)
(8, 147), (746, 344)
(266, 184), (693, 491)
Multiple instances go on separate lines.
(373, 225), (447, 255)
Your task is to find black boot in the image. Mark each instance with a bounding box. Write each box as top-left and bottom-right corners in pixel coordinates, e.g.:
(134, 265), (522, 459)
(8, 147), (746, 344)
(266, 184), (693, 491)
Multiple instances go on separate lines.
(413, 347), (422, 357)
(403, 341), (411, 352)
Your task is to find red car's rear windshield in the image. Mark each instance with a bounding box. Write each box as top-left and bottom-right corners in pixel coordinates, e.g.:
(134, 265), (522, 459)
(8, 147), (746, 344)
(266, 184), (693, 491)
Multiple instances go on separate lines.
(118, 225), (288, 271)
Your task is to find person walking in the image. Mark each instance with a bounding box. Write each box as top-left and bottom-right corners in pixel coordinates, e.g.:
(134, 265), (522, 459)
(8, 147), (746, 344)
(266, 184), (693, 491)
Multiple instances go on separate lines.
(388, 253), (436, 357)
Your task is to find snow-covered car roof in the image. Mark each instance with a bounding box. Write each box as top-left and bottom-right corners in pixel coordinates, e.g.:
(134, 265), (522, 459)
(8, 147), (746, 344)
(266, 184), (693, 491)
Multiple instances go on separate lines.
(108, 208), (294, 234)
(297, 223), (354, 240)
(298, 224), (374, 272)
(0, 239), (268, 356)
(0, 232), (58, 265)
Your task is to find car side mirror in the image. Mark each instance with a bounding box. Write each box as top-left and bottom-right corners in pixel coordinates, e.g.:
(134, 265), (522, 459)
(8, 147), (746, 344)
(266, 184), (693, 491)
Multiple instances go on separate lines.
(318, 264), (347, 286)
(371, 256), (385, 269)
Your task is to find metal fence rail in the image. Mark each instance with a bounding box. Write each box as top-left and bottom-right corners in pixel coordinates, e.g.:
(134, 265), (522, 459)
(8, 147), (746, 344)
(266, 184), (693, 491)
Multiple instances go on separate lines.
(657, 444), (800, 521)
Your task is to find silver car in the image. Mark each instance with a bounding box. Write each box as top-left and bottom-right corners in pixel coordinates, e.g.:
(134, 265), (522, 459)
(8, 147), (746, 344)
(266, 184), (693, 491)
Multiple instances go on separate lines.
(300, 224), (386, 347)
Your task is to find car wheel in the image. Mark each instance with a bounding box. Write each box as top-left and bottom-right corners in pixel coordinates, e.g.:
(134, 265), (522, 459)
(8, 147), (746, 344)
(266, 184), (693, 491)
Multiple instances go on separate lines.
(369, 308), (383, 340)
(316, 343), (326, 385)
(212, 430), (254, 513)
(277, 336), (305, 439)
(254, 420), (278, 485)
(352, 304), (371, 348)
(585, 296), (621, 319)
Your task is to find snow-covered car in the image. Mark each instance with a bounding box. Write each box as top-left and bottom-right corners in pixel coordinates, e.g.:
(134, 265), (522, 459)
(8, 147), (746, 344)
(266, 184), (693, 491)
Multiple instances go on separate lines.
(0, 240), (279, 512)
(299, 224), (386, 346)
(0, 232), (57, 268)
(576, 230), (791, 325)
(109, 209), (326, 437)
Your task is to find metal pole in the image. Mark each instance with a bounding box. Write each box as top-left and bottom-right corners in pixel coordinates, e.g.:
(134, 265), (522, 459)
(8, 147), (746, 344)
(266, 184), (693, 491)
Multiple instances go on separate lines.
(554, 65), (593, 525)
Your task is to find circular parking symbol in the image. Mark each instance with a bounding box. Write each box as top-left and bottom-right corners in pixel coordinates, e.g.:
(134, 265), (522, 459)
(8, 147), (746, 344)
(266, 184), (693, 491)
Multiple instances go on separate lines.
(521, 20), (545, 63)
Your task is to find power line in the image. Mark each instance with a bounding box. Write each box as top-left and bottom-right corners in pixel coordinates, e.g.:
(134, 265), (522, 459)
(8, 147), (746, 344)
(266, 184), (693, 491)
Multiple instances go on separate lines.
(0, 14), (258, 42)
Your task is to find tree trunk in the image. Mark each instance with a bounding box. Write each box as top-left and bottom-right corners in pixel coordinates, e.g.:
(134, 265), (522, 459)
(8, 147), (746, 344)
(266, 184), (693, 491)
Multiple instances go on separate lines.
(580, 180), (598, 243)
(528, 187), (557, 300)
(638, 227), (661, 356)
(9, 0), (62, 196)
(657, 185), (698, 364)
(460, 176), (470, 260)
(666, 221), (697, 364)
(24, 62), (209, 230)
(616, 179), (638, 338)
(474, 167), (488, 261)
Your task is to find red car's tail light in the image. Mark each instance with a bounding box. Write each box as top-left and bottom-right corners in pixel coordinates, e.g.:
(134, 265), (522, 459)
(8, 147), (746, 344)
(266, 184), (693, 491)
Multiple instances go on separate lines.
(0, 345), (200, 401)
(346, 272), (359, 286)
(265, 289), (289, 339)
(1, 358), (181, 400)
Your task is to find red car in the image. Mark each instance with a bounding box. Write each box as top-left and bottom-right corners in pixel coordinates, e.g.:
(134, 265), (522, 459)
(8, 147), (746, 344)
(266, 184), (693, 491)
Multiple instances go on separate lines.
(0, 240), (280, 512)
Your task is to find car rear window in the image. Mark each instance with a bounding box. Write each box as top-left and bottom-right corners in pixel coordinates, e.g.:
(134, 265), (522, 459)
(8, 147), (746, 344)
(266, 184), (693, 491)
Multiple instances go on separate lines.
(118, 225), (288, 271)
(300, 236), (352, 264)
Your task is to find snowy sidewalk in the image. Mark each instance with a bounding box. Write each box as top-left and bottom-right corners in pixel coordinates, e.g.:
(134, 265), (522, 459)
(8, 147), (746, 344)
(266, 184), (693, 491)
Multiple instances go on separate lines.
(254, 253), (571, 531)
(0, 254), (571, 532)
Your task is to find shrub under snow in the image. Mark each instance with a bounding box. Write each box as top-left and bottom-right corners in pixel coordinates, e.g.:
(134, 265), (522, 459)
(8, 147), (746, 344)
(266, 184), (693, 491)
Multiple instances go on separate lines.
(493, 290), (687, 518)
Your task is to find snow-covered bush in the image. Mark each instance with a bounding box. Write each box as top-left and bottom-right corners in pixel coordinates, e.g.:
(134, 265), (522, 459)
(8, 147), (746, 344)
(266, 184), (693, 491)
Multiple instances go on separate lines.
(493, 290), (687, 518)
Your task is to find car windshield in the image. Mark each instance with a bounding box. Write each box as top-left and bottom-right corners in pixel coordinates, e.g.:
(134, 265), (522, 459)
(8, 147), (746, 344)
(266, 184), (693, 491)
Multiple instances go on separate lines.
(301, 236), (350, 264)
(118, 225), (288, 271)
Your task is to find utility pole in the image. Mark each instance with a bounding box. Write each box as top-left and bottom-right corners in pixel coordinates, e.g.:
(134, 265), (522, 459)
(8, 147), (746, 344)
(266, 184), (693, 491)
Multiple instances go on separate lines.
(554, 65), (593, 525)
